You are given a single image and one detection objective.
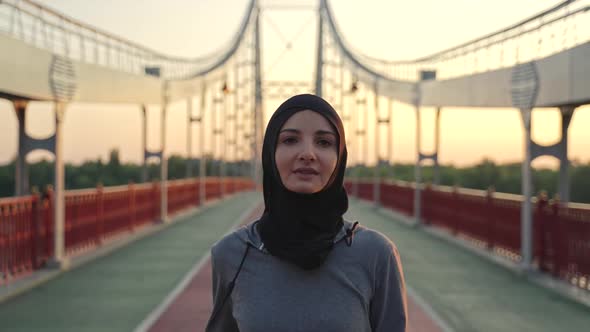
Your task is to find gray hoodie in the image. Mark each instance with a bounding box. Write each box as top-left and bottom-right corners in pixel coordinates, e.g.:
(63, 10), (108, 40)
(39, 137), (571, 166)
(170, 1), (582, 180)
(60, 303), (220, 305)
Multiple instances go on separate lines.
(206, 219), (407, 332)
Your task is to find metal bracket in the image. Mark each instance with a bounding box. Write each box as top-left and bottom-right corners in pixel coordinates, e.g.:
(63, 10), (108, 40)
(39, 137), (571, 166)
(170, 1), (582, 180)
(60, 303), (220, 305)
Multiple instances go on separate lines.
(418, 152), (438, 162)
(531, 140), (566, 161)
(145, 150), (162, 160)
(23, 133), (56, 155)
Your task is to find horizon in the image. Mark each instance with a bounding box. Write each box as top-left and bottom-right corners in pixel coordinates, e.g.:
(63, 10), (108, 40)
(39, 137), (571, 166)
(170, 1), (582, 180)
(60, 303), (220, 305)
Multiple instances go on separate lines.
(2, 150), (588, 170)
(1, 0), (589, 170)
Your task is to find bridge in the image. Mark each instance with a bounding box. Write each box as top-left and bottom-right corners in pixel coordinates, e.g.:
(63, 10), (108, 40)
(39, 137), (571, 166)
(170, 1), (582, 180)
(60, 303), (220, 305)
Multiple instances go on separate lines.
(1, 0), (589, 330)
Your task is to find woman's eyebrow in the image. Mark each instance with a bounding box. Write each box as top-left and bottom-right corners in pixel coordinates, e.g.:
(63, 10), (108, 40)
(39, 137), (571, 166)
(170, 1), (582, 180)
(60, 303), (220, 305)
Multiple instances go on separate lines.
(316, 130), (336, 136)
(279, 128), (300, 134)
(279, 128), (335, 136)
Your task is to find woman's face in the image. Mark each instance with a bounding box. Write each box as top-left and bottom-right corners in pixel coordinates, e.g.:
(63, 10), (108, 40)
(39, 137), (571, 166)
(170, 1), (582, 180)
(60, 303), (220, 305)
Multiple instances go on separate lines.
(275, 110), (338, 194)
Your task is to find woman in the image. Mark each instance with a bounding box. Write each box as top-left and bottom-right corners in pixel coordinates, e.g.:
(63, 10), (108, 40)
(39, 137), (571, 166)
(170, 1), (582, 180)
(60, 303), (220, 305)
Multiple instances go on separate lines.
(206, 94), (407, 332)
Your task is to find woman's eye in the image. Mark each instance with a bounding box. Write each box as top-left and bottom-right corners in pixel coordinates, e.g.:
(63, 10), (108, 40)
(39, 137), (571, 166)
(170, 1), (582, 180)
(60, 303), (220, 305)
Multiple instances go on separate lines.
(282, 137), (297, 144)
(317, 139), (333, 147)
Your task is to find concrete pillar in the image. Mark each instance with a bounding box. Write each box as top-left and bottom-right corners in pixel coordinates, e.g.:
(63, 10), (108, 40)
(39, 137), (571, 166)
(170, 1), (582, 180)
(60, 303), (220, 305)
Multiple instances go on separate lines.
(141, 105), (148, 183)
(50, 101), (69, 269)
(199, 84), (207, 205)
(253, 5), (263, 187)
(314, 0), (324, 97)
(186, 98), (193, 178)
(363, 92), (369, 181)
(212, 91), (220, 191)
(373, 81), (381, 207)
(414, 105), (422, 225)
(339, 61), (345, 122)
(233, 62), (240, 184)
(387, 98), (394, 179)
(352, 92), (361, 198)
(220, 88), (227, 198)
(558, 105), (575, 203)
(13, 100), (29, 196)
(434, 107), (441, 185)
(160, 87), (168, 223)
(520, 107), (533, 270)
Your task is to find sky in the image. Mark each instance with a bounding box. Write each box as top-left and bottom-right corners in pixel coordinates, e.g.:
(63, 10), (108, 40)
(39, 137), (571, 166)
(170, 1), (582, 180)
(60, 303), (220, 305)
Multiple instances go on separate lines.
(0, 0), (589, 169)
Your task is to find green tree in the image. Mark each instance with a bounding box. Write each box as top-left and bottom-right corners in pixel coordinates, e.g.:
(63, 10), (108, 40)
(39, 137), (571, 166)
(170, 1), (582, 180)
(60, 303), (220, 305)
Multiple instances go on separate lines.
(2, 157), (589, 204)
(571, 162), (590, 202)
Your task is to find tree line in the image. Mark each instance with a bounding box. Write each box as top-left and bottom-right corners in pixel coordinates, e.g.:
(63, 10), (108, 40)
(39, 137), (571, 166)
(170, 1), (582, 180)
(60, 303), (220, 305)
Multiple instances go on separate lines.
(1, 149), (589, 203)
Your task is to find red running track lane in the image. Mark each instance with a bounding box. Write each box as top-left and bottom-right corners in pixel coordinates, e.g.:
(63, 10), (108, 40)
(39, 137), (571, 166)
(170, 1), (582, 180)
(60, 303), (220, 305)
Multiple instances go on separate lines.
(148, 206), (444, 332)
(148, 203), (264, 332)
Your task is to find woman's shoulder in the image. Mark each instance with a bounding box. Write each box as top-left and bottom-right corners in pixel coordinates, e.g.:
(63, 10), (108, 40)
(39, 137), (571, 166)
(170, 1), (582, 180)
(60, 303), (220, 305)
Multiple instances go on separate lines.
(349, 223), (401, 260)
(211, 224), (251, 260)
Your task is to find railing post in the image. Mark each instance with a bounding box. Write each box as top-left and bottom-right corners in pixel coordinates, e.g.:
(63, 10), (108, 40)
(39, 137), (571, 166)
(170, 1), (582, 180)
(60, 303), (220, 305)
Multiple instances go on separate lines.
(152, 181), (159, 222)
(6, 204), (15, 279)
(1, 202), (6, 285)
(534, 191), (546, 270)
(96, 183), (104, 246)
(44, 185), (54, 263)
(70, 189), (78, 253)
(551, 196), (564, 278)
(195, 178), (201, 207)
(31, 188), (42, 269)
(422, 183), (431, 225)
(486, 186), (495, 250)
(128, 182), (136, 232)
(451, 185), (459, 235)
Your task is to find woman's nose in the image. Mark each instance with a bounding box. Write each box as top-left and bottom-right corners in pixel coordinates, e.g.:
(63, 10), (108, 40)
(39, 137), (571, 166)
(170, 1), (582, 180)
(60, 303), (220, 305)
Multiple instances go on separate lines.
(298, 141), (316, 161)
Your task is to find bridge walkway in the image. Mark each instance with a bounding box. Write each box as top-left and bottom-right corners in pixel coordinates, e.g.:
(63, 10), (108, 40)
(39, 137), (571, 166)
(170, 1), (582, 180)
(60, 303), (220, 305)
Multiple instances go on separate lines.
(0, 193), (588, 331)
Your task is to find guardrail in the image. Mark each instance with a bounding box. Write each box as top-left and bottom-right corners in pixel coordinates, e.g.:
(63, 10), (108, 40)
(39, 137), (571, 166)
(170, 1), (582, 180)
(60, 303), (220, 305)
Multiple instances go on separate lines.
(0, 0), (255, 79)
(346, 180), (590, 293)
(0, 177), (255, 286)
(325, 0), (590, 80)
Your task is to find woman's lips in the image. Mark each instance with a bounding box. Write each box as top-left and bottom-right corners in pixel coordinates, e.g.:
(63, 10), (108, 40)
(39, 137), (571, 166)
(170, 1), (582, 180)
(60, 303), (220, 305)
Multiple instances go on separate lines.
(293, 168), (318, 180)
(294, 168), (319, 175)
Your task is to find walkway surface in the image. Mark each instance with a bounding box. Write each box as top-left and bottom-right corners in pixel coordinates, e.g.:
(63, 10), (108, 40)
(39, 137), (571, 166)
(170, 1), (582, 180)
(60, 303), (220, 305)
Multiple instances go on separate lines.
(0, 193), (259, 332)
(0, 193), (589, 331)
(347, 199), (590, 332)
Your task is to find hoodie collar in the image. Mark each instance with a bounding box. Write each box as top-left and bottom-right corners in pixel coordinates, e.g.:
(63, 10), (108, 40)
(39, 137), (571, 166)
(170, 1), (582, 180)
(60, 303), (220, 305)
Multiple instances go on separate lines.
(235, 219), (360, 253)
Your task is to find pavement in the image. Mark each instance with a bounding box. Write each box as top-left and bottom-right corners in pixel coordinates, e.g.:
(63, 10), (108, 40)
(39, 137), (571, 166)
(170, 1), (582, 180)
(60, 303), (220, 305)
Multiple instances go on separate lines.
(0, 192), (259, 332)
(347, 198), (590, 332)
(1, 193), (589, 331)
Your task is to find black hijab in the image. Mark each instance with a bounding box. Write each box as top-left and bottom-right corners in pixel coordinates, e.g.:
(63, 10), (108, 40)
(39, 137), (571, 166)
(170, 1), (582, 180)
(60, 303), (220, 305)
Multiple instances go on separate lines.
(257, 94), (349, 270)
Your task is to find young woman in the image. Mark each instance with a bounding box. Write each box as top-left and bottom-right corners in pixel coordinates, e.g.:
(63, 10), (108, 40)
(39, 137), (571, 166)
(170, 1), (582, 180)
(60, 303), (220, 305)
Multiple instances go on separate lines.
(206, 94), (407, 332)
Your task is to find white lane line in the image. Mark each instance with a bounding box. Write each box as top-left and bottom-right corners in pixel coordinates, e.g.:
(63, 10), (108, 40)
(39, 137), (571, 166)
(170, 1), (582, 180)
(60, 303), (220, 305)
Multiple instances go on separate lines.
(406, 285), (455, 332)
(134, 198), (262, 332)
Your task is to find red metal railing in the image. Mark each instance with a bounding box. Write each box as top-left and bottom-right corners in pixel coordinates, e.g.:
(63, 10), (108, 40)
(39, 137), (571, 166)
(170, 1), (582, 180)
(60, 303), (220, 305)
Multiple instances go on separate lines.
(536, 198), (590, 289)
(346, 179), (590, 293)
(0, 177), (255, 286)
(0, 192), (53, 285)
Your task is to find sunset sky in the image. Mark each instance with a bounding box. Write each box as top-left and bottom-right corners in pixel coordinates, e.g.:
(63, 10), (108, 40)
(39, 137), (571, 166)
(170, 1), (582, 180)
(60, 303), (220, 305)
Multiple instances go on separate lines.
(0, 0), (588, 169)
